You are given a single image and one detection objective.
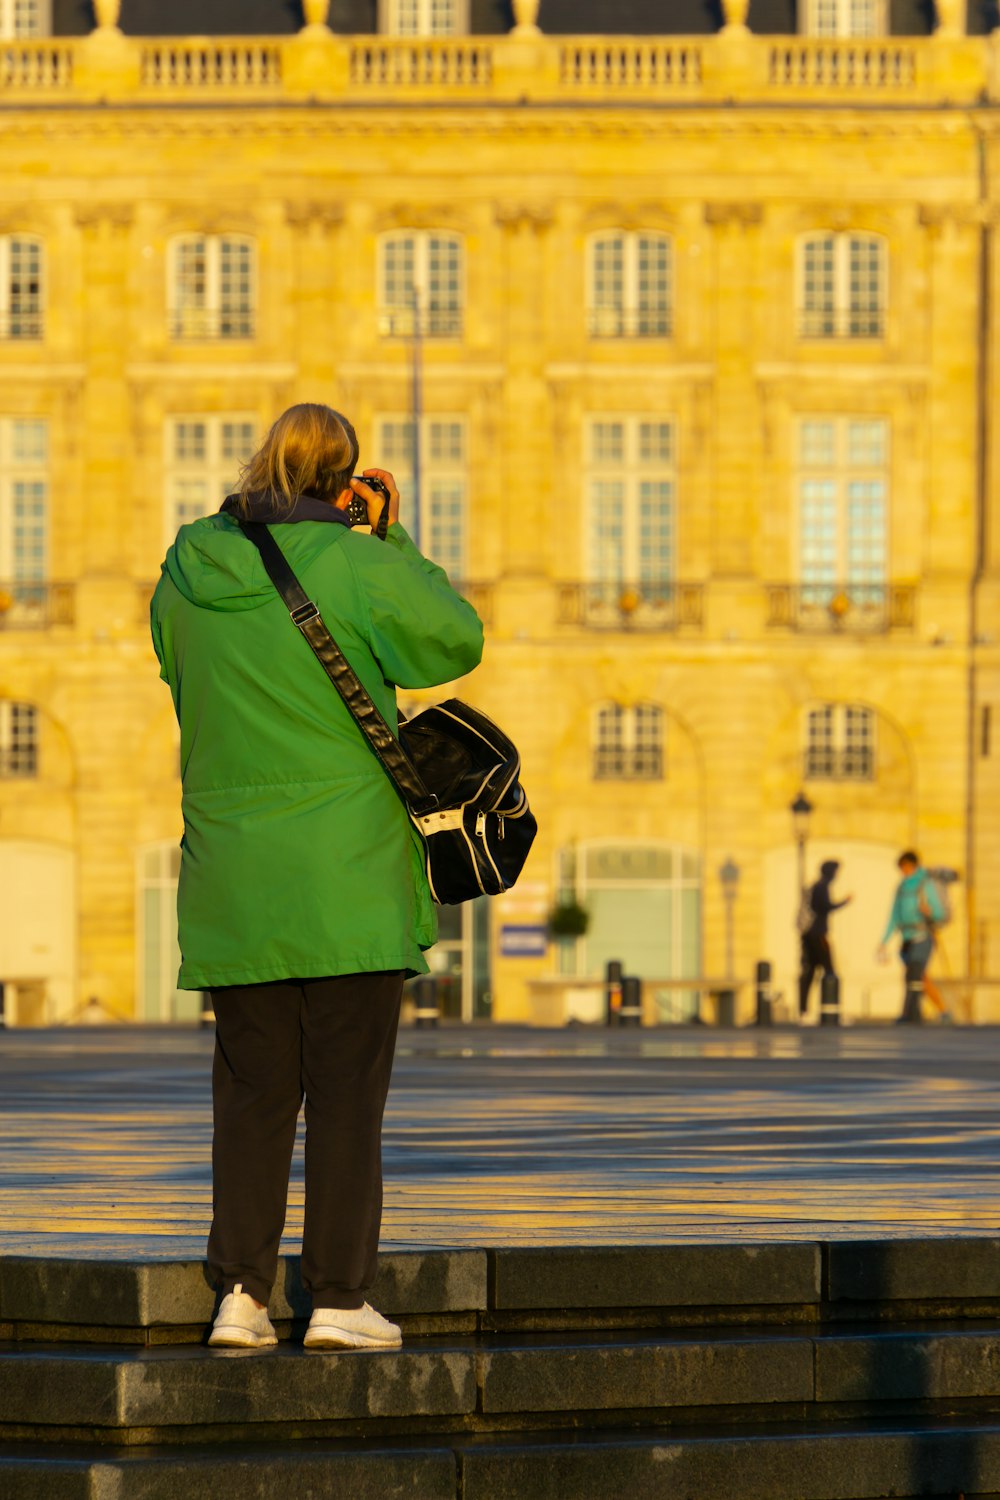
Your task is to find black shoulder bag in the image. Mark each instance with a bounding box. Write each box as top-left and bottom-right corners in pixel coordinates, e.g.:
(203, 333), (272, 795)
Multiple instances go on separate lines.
(239, 520), (537, 906)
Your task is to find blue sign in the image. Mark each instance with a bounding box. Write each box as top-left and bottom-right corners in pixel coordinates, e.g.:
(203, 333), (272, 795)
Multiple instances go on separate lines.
(500, 924), (549, 958)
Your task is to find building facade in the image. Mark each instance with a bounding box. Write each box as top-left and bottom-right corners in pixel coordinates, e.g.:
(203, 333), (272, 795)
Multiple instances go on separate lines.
(0, 0), (997, 1024)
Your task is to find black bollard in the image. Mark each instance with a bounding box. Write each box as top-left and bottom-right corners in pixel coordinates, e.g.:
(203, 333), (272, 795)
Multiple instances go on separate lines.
(819, 971), (841, 1026)
(199, 991), (215, 1028)
(715, 989), (736, 1027)
(755, 961), (773, 1027)
(413, 976), (439, 1028)
(901, 973), (923, 1025)
(0, 980), (5, 1029)
(605, 960), (623, 1027)
(619, 976), (642, 1026)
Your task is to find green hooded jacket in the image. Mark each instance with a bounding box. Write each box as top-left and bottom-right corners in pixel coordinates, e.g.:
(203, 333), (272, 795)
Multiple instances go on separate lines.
(150, 510), (485, 989)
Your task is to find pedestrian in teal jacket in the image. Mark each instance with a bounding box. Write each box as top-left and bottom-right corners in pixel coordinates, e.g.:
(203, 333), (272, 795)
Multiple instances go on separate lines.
(151, 403), (483, 1352)
(877, 850), (950, 1025)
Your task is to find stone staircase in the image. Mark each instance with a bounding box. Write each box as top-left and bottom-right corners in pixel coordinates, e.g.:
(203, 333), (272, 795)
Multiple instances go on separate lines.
(2, 1238), (1000, 1498)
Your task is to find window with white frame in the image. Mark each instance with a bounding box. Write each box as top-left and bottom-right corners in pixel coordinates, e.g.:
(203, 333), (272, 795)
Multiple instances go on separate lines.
(168, 236), (255, 340)
(0, 700), (38, 777)
(164, 416), (256, 540)
(594, 703), (664, 780)
(382, 0), (464, 32)
(799, 233), (886, 338)
(798, 417), (888, 605)
(0, 237), (43, 341)
(588, 232), (672, 339)
(378, 233), (463, 339)
(0, 0), (49, 37)
(805, 703), (876, 781)
(374, 416), (466, 576)
(586, 418), (675, 600)
(0, 417), (48, 604)
(802, 0), (885, 35)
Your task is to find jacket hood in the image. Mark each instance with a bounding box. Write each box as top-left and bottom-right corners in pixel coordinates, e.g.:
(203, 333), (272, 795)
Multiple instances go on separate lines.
(162, 499), (350, 613)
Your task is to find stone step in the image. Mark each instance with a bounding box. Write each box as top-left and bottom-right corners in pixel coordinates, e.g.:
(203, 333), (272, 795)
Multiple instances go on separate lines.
(3, 1418), (1000, 1500)
(3, 1323), (1000, 1444)
(3, 1237), (1000, 1344)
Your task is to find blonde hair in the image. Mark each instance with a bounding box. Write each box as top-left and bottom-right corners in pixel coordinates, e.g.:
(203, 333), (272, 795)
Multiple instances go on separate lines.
(236, 404), (358, 516)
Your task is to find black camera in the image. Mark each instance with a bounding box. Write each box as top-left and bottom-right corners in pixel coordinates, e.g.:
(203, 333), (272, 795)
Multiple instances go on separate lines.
(344, 477), (389, 537)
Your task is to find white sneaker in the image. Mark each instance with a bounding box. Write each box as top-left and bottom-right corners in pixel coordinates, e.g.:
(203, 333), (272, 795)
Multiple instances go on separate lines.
(208, 1283), (278, 1349)
(303, 1302), (402, 1350)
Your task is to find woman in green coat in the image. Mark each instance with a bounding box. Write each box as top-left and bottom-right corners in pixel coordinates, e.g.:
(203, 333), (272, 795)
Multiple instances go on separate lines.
(151, 403), (483, 1351)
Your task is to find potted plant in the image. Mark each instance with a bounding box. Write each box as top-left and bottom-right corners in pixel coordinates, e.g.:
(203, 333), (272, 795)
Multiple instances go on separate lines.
(547, 897), (590, 940)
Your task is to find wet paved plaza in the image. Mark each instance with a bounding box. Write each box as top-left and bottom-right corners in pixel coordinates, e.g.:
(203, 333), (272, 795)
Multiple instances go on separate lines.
(1, 1023), (998, 1258)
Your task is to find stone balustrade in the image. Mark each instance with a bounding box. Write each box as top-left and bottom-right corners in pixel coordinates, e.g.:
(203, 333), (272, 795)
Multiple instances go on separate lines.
(0, 28), (991, 104)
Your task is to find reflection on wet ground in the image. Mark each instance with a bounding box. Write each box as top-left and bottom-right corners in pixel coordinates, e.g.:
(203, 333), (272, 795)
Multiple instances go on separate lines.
(0, 1024), (997, 1256)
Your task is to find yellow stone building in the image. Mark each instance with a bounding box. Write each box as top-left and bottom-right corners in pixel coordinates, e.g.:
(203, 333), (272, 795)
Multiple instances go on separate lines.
(0, 0), (997, 1025)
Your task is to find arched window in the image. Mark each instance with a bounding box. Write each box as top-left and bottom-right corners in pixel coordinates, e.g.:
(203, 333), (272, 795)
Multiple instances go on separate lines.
(378, 232), (463, 338)
(805, 703), (876, 781)
(382, 0), (466, 33)
(799, 232), (885, 339)
(588, 231), (672, 338)
(801, 0), (886, 36)
(168, 235), (255, 340)
(0, 700), (38, 777)
(0, 236), (43, 341)
(0, 0), (50, 38)
(594, 702), (664, 780)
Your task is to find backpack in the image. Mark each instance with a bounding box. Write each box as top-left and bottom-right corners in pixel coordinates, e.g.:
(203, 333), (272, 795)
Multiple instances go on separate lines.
(919, 867), (957, 929)
(795, 885), (814, 935)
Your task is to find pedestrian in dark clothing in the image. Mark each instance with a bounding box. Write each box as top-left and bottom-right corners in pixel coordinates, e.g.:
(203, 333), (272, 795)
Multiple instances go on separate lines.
(799, 860), (852, 1019)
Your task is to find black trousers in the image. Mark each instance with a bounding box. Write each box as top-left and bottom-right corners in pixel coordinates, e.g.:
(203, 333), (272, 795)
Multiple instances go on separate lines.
(799, 932), (835, 1015)
(206, 971), (404, 1309)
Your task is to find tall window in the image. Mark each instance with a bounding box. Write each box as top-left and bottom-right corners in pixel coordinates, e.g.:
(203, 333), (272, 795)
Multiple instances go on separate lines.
(168, 236), (255, 340)
(799, 233), (885, 339)
(588, 233), (672, 339)
(0, 237), (43, 341)
(0, 0), (49, 37)
(586, 418), (675, 597)
(374, 416), (466, 575)
(0, 701), (38, 777)
(378, 233), (463, 338)
(802, 0), (885, 34)
(164, 416), (256, 540)
(805, 704), (876, 781)
(798, 418), (887, 606)
(594, 703), (664, 780)
(0, 417), (47, 604)
(383, 0), (463, 32)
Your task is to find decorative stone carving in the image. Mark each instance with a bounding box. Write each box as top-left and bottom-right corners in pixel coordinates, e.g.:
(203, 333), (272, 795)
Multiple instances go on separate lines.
(703, 202), (763, 227)
(73, 204), (133, 231)
(934, 0), (963, 32)
(284, 201), (344, 230)
(301, 0), (330, 27)
(510, 0), (541, 34)
(721, 0), (750, 28)
(92, 0), (121, 29)
(493, 201), (553, 231)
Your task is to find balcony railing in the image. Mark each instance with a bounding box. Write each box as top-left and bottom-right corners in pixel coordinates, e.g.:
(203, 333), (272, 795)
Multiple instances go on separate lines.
(0, 312), (43, 340)
(378, 307), (463, 340)
(140, 43), (282, 89)
(0, 582), (74, 629)
(350, 39), (493, 88)
(0, 31), (986, 106)
(168, 308), (255, 341)
(587, 307), (672, 339)
(767, 583), (915, 633)
(798, 307), (885, 339)
(558, 581), (703, 631)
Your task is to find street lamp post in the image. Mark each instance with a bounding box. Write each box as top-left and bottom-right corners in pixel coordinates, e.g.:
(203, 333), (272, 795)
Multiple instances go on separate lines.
(409, 282), (423, 551)
(789, 791), (814, 901)
(718, 857), (741, 980)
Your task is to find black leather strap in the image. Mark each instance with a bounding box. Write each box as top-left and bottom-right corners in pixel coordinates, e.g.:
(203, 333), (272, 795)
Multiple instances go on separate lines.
(239, 520), (439, 815)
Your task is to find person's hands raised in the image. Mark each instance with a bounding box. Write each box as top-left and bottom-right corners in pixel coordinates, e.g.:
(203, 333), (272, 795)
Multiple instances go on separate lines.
(350, 469), (400, 531)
